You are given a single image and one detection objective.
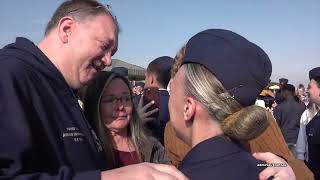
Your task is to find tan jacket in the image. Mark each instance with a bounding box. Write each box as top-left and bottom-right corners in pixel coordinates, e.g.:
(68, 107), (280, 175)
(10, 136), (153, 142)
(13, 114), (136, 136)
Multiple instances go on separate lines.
(164, 122), (190, 167)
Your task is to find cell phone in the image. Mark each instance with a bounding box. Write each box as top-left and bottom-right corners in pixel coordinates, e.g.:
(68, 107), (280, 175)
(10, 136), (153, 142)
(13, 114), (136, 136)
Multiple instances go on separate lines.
(143, 87), (160, 119)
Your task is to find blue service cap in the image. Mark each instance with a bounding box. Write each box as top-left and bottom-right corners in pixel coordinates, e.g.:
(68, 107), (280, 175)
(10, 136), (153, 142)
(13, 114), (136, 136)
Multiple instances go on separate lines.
(309, 67), (320, 80)
(279, 78), (288, 84)
(148, 56), (174, 71)
(111, 67), (128, 77)
(182, 29), (272, 107)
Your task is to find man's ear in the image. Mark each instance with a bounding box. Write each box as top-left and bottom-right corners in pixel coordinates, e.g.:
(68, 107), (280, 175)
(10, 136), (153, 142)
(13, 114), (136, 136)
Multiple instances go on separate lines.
(183, 97), (196, 123)
(150, 74), (155, 85)
(146, 72), (155, 86)
(58, 16), (75, 44)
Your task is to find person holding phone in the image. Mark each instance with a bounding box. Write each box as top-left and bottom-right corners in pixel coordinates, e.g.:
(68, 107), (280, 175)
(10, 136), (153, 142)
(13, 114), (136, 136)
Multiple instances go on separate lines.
(83, 71), (170, 169)
(143, 56), (174, 144)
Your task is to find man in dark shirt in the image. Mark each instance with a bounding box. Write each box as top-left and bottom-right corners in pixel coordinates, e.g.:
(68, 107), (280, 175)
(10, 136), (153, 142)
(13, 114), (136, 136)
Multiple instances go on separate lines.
(144, 56), (174, 144)
(274, 84), (306, 155)
(0, 1), (186, 180)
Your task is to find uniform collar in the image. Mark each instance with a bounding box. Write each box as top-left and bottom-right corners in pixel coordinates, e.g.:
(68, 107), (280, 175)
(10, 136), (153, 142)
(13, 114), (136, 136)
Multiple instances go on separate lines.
(159, 89), (169, 96)
(179, 136), (244, 169)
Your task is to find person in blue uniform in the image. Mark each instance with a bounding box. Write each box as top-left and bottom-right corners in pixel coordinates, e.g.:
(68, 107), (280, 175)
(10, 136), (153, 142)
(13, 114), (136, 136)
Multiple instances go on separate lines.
(144, 56), (174, 144)
(273, 84), (306, 155)
(306, 67), (320, 179)
(168, 29), (273, 179)
(0, 1), (187, 180)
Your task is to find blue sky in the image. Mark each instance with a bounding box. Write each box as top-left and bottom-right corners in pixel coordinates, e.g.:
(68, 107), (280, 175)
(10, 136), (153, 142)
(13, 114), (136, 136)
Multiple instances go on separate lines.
(0, 0), (319, 86)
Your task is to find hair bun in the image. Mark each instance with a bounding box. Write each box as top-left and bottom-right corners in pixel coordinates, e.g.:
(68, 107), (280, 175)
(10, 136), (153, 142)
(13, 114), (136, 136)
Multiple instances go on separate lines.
(221, 105), (269, 141)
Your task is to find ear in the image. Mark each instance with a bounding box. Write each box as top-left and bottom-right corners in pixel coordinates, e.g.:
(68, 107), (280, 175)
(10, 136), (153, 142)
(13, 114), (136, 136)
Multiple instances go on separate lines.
(183, 97), (196, 123)
(57, 16), (75, 44)
(145, 72), (155, 86)
(150, 74), (155, 85)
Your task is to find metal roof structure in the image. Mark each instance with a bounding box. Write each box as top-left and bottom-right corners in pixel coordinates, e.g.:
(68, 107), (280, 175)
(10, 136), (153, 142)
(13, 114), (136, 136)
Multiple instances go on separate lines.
(103, 59), (146, 81)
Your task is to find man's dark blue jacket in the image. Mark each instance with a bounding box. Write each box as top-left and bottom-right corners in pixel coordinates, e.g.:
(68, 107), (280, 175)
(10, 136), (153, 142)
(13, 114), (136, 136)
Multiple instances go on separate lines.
(0, 38), (106, 179)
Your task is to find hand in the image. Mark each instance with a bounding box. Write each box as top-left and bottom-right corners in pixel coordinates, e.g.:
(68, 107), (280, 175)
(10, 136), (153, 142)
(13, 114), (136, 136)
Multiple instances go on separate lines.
(253, 152), (295, 180)
(137, 95), (159, 124)
(101, 162), (189, 180)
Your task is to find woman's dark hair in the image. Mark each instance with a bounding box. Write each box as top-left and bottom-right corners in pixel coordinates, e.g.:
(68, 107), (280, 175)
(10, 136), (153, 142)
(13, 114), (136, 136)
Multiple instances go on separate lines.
(83, 71), (148, 169)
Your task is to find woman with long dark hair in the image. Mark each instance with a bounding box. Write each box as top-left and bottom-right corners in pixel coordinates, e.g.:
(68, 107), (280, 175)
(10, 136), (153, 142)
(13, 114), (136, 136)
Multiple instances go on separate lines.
(83, 72), (170, 169)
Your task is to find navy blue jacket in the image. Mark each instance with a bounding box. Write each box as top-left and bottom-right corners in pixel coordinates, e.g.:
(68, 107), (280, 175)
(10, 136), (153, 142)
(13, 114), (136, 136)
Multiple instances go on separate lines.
(0, 38), (106, 179)
(273, 96), (306, 144)
(306, 112), (320, 180)
(179, 136), (265, 180)
(146, 89), (170, 145)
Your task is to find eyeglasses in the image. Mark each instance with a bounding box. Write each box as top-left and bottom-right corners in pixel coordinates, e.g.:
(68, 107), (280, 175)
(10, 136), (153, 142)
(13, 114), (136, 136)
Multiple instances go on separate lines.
(101, 95), (132, 105)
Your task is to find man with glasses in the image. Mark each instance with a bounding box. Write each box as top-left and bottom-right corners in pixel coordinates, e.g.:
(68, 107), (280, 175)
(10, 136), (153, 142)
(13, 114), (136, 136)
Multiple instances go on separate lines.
(0, 0), (298, 179)
(0, 0), (186, 180)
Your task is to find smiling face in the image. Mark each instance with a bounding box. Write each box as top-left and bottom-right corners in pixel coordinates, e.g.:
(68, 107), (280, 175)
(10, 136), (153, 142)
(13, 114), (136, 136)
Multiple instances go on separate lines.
(308, 79), (320, 105)
(100, 78), (133, 134)
(67, 14), (118, 88)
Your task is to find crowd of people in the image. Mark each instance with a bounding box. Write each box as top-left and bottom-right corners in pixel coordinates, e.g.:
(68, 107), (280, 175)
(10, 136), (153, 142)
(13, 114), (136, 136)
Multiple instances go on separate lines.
(255, 77), (320, 180)
(0, 0), (319, 180)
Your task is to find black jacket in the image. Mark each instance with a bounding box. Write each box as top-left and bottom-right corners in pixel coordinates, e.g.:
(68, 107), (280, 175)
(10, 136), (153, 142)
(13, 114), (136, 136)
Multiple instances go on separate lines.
(306, 112), (320, 180)
(0, 38), (105, 179)
(273, 96), (306, 144)
(179, 136), (265, 180)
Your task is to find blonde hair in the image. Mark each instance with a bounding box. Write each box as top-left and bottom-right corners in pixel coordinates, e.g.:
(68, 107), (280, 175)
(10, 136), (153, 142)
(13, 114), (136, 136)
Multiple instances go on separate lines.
(183, 63), (269, 141)
(171, 45), (186, 78)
